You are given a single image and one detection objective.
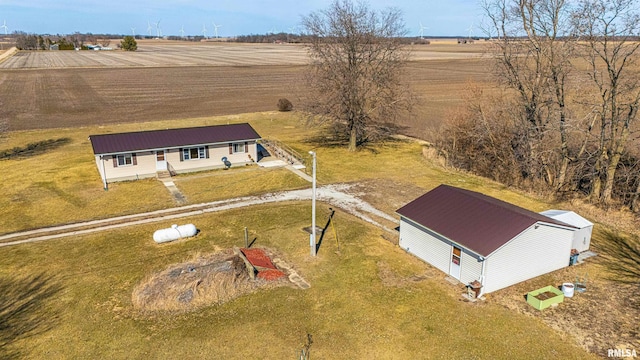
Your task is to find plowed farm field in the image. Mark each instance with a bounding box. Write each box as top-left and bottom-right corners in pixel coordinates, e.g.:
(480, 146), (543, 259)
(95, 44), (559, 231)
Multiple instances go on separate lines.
(0, 40), (493, 135)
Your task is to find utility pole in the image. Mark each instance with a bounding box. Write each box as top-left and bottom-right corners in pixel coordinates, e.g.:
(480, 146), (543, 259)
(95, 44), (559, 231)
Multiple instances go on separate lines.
(309, 151), (317, 256)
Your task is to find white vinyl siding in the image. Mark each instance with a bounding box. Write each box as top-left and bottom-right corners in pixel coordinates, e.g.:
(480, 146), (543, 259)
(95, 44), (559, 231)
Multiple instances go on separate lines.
(571, 227), (593, 253)
(483, 223), (573, 293)
(98, 141), (259, 182)
(100, 151), (155, 182)
(459, 250), (483, 285)
(399, 217), (454, 274)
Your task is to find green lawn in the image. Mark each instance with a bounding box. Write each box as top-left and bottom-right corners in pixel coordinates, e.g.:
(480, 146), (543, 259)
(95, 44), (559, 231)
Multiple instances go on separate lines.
(0, 112), (599, 359)
(0, 111), (551, 235)
(0, 112), (309, 235)
(0, 203), (595, 359)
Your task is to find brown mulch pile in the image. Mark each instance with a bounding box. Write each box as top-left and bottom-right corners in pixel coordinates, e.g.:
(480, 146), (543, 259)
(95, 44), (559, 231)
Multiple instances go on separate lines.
(132, 248), (292, 312)
(257, 269), (287, 281)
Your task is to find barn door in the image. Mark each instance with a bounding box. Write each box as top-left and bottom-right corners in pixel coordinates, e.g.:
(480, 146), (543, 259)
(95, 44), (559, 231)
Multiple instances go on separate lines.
(450, 246), (462, 279)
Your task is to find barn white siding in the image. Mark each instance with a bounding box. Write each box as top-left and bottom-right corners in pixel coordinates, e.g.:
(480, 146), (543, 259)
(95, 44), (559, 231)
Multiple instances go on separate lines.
(572, 227), (593, 253)
(540, 210), (593, 252)
(459, 250), (483, 285)
(483, 223), (573, 293)
(399, 217), (451, 274)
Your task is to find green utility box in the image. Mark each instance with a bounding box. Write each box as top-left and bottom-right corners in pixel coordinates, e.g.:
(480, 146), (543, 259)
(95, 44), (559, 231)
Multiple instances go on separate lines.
(526, 285), (564, 310)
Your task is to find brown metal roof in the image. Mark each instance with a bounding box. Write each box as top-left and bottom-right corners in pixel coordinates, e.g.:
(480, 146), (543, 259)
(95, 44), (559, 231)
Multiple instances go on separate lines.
(89, 123), (261, 155)
(396, 185), (575, 257)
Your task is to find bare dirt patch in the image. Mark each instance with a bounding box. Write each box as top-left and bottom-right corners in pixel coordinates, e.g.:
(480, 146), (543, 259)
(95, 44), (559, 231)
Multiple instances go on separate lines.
(349, 178), (429, 220)
(0, 65), (307, 131)
(132, 247), (299, 312)
(376, 261), (430, 287)
(0, 55), (493, 137)
(489, 259), (640, 358)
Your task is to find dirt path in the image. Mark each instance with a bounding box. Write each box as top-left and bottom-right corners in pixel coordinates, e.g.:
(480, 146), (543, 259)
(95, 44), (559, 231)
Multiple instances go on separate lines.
(0, 184), (398, 247)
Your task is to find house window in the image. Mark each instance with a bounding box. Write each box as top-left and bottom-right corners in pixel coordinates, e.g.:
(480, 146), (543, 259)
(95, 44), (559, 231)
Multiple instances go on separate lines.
(117, 154), (133, 166)
(233, 143), (246, 153)
(182, 147), (207, 160)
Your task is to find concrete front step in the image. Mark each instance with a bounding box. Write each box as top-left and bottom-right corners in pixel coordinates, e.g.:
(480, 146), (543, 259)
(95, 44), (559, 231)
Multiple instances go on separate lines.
(157, 170), (171, 179)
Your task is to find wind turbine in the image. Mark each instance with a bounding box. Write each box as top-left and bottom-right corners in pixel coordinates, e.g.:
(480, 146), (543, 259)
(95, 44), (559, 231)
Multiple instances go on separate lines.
(202, 23), (208, 39)
(212, 21), (222, 38)
(180, 25), (185, 38)
(155, 20), (162, 38)
(147, 21), (153, 36)
(131, 27), (136, 37)
(466, 22), (474, 40)
(419, 22), (428, 39)
(1, 20), (8, 36)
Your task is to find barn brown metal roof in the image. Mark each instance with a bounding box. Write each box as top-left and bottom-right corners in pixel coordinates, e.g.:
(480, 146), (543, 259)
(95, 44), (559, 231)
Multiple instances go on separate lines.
(89, 123), (261, 155)
(396, 185), (575, 257)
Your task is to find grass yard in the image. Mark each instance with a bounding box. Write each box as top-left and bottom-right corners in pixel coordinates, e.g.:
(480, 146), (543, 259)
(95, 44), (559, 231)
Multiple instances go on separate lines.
(0, 203), (596, 359)
(0, 110), (550, 236)
(0, 111), (633, 358)
(0, 112), (309, 235)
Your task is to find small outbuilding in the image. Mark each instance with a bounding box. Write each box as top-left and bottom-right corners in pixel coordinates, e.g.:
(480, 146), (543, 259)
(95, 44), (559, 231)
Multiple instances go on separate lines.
(89, 123), (261, 188)
(396, 185), (578, 295)
(539, 210), (593, 253)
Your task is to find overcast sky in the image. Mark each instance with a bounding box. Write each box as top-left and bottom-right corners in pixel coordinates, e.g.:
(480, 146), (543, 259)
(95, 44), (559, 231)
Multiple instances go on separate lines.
(0, 0), (482, 37)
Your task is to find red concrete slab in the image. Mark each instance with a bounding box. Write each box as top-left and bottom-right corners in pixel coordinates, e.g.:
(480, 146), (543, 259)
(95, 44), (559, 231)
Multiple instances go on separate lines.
(257, 269), (286, 281)
(241, 248), (277, 270)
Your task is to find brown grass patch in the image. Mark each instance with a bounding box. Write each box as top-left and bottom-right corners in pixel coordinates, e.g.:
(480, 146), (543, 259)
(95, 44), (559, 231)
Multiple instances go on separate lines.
(0, 138), (70, 160)
(376, 261), (430, 287)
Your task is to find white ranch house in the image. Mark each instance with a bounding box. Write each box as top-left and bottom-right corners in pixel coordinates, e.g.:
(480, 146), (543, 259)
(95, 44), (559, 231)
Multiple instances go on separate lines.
(396, 185), (582, 295)
(89, 123), (261, 188)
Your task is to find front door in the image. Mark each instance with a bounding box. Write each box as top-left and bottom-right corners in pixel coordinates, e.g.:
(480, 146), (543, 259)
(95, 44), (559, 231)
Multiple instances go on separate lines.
(450, 246), (462, 279)
(156, 150), (167, 171)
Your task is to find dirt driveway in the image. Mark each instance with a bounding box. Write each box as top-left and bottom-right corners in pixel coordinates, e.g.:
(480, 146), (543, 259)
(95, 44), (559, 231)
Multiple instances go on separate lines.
(0, 183), (398, 247)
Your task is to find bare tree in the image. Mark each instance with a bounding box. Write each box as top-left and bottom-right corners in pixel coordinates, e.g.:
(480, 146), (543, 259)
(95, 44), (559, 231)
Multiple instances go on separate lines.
(482, 0), (576, 189)
(301, 0), (412, 151)
(632, 175), (640, 212)
(573, 0), (640, 205)
(438, 84), (524, 186)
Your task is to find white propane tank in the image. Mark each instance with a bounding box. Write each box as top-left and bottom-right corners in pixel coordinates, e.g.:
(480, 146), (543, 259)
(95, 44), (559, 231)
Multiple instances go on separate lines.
(153, 224), (197, 243)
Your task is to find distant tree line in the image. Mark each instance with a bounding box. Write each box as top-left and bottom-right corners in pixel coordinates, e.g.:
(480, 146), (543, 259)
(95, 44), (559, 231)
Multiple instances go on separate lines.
(232, 32), (429, 45)
(438, 0), (640, 212)
(14, 32), (116, 50)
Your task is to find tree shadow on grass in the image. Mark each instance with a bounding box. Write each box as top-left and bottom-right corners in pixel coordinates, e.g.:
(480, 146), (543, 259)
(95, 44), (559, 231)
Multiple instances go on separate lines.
(303, 122), (410, 154)
(0, 138), (71, 160)
(598, 229), (640, 286)
(0, 273), (63, 359)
